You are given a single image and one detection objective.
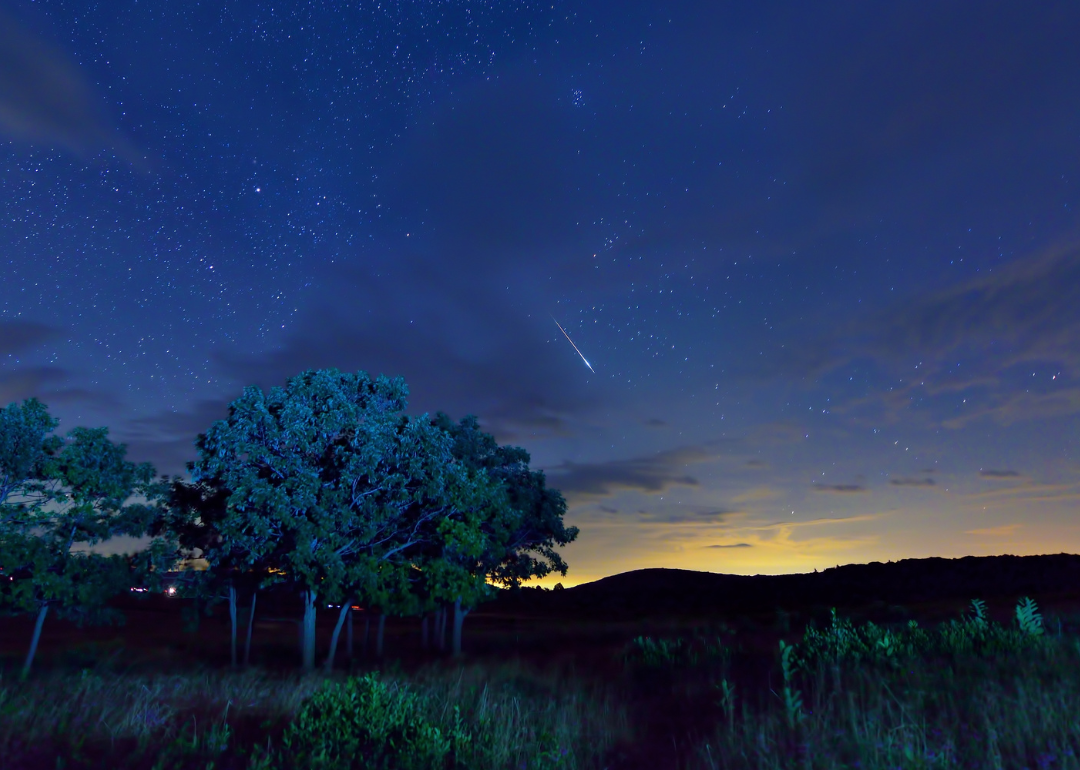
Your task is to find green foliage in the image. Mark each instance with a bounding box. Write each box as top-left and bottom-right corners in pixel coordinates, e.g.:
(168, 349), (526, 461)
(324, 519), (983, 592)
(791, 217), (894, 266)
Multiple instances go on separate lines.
(714, 679), (737, 731)
(0, 400), (163, 672)
(280, 673), (472, 769)
(1016, 596), (1043, 636)
(168, 377), (581, 666)
(0, 663), (626, 770)
(4, 424), (158, 612)
(625, 635), (689, 668)
(796, 598), (1048, 672)
(623, 633), (729, 670)
(416, 413), (578, 630)
(191, 369), (492, 666)
(0, 397), (59, 515)
(932, 598), (1048, 657)
(799, 607), (925, 665)
(194, 369), (412, 576)
(698, 618), (1080, 770)
(778, 639), (804, 728)
(4, 542), (132, 626)
(969, 597), (988, 625)
(778, 638), (799, 682)
(147, 721), (233, 770)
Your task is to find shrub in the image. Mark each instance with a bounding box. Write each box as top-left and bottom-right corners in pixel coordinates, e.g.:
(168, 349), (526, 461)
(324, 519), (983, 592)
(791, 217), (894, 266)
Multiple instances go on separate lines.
(1016, 596), (1044, 637)
(799, 598), (1048, 669)
(622, 634), (729, 670)
(280, 673), (471, 770)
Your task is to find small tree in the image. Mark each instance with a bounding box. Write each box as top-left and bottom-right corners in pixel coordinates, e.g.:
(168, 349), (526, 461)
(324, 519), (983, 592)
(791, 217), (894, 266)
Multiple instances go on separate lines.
(0, 404), (160, 676)
(430, 414), (579, 655)
(155, 477), (274, 666)
(0, 400), (60, 621)
(324, 558), (415, 669)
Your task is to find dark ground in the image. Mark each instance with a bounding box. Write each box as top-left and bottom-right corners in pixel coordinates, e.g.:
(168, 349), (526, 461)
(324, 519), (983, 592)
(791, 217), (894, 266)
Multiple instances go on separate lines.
(4, 553), (1080, 769)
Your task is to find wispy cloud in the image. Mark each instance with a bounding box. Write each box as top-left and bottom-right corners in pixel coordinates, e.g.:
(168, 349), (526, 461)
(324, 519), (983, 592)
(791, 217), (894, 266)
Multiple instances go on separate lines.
(754, 244), (1080, 431)
(0, 9), (143, 164)
(0, 367), (116, 414)
(688, 513), (889, 568)
(0, 319), (59, 356)
(944, 389), (1080, 429)
(584, 501), (736, 525)
(979, 469), (1021, 479)
(965, 524), (1021, 537)
(813, 483), (867, 494)
(867, 246), (1080, 375)
(890, 477), (936, 487)
(642, 507), (736, 524)
(0, 366), (67, 403)
(754, 513), (887, 531)
(549, 443), (731, 501)
(117, 399), (231, 475)
(731, 486), (782, 504)
(965, 481), (1080, 505)
(217, 260), (605, 443)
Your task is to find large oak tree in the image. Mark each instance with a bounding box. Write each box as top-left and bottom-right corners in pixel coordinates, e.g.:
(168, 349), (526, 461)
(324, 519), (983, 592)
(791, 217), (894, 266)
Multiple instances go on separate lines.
(191, 368), (495, 669)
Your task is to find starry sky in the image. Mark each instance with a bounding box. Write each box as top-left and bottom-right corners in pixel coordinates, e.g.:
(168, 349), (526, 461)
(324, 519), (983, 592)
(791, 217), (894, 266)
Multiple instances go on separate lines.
(3, 0), (1080, 585)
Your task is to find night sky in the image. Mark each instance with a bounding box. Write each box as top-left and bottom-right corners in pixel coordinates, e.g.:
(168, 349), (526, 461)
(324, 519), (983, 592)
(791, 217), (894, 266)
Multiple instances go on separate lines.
(3, 1), (1080, 585)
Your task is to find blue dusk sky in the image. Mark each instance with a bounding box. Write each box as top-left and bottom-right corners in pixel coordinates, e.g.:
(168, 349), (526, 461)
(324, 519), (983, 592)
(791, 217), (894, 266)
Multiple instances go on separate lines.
(2, 1), (1079, 584)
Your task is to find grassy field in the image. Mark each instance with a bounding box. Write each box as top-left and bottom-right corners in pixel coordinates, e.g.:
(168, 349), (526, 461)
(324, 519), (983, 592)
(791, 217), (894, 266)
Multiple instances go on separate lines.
(3, 592), (1080, 768)
(0, 659), (629, 769)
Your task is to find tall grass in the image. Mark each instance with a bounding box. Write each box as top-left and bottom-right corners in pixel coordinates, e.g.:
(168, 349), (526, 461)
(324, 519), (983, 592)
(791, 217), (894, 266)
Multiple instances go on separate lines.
(696, 598), (1080, 769)
(0, 660), (630, 769)
(409, 660), (629, 770)
(7, 597), (1078, 768)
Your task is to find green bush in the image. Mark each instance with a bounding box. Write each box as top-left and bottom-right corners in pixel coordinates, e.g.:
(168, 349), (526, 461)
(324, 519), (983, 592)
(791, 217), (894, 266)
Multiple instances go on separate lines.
(280, 673), (472, 770)
(622, 633), (729, 670)
(798, 598), (1048, 670)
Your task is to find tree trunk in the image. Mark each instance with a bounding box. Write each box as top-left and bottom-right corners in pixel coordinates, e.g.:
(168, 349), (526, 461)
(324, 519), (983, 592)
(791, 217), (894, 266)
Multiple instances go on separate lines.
(324, 600), (352, 672)
(243, 592), (257, 667)
(22, 604), (49, 678)
(435, 606), (446, 651)
(421, 613), (429, 650)
(301, 589), (317, 670)
(375, 613), (386, 657)
(229, 583), (238, 667)
(346, 605), (353, 661)
(362, 614), (370, 657)
(452, 596), (469, 657)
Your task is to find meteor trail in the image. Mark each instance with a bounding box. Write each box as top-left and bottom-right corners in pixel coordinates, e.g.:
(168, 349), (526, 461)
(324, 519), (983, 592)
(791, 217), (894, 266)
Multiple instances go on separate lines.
(551, 315), (595, 373)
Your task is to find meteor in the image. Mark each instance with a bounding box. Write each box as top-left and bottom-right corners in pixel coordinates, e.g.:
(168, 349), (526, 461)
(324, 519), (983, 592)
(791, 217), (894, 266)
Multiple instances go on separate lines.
(551, 316), (595, 373)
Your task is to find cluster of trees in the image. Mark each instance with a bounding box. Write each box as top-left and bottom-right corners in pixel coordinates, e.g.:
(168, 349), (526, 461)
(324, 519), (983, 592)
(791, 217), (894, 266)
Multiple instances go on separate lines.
(0, 368), (578, 674)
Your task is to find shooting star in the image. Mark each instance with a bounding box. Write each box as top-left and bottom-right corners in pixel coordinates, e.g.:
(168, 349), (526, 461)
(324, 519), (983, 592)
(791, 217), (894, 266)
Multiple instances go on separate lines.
(551, 315), (595, 373)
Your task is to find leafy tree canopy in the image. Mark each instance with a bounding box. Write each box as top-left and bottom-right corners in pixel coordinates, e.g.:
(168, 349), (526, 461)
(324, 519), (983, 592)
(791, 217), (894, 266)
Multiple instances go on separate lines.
(191, 369), (472, 595)
(190, 368), (500, 667)
(0, 401), (163, 674)
(432, 413), (579, 589)
(0, 398), (60, 521)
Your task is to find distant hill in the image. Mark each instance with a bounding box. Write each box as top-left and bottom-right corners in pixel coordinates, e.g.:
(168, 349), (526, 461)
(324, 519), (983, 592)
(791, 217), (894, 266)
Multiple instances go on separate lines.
(492, 554), (1080, 620)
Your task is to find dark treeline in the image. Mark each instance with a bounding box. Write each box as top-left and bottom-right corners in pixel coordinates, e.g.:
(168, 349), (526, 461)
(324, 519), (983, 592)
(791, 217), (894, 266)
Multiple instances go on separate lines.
(0, 368), (577, 675)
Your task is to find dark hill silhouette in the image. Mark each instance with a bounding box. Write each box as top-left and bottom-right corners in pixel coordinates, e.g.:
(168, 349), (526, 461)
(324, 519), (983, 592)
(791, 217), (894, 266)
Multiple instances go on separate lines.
(493, 553), (1080, 620)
